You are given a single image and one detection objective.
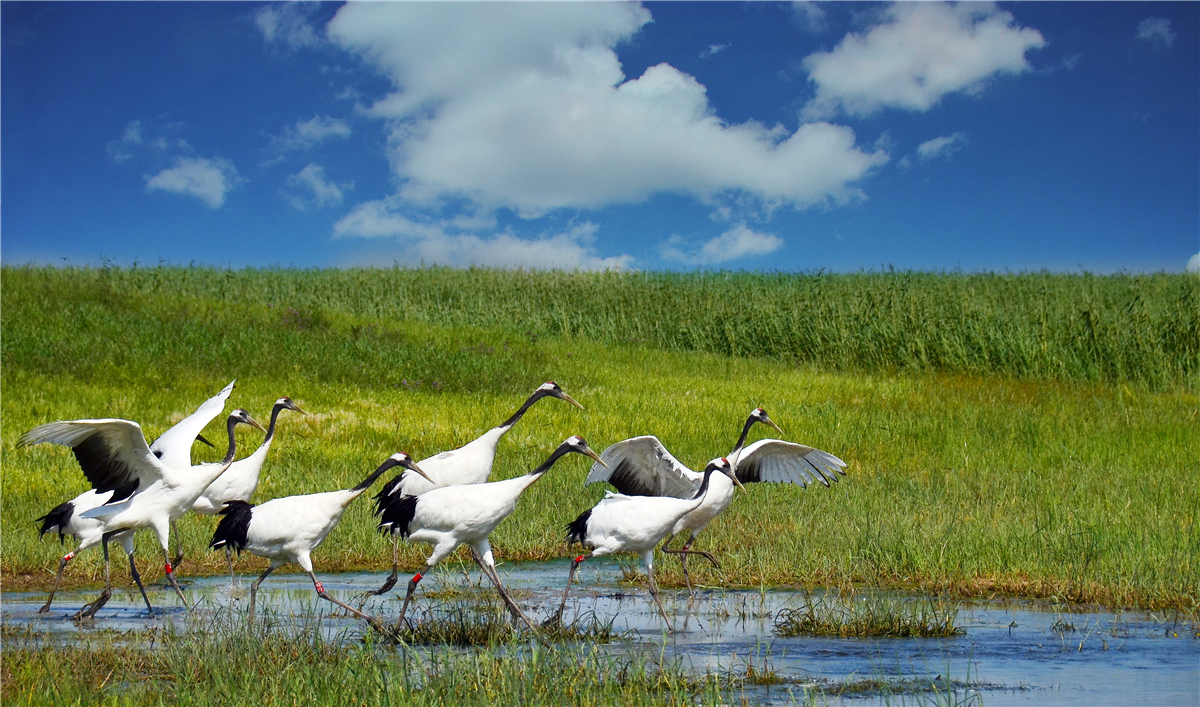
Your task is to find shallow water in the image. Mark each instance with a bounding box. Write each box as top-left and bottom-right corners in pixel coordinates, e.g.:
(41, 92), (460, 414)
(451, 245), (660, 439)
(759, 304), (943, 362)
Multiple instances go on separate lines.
(4, 557), (1197, 706)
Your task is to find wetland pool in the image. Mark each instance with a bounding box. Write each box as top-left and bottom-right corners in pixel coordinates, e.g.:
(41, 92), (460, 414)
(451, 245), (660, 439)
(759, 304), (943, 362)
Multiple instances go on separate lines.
(4, 557), (1197, 706)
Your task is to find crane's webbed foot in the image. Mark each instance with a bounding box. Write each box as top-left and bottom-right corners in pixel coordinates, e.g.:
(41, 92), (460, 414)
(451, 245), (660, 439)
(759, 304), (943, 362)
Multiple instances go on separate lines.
(71, 588), (112, 622)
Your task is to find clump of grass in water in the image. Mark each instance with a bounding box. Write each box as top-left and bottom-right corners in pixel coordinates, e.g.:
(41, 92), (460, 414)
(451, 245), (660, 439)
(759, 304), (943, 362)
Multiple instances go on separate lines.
(774, 593), (965, 638)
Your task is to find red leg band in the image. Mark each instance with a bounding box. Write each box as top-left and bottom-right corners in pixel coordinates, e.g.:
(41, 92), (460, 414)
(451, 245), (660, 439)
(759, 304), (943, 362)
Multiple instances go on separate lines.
(413, 572), (423, 583)
(574, 555), (585, 563)
(164, 563), (174, 574)
(314, 581), (324, 593)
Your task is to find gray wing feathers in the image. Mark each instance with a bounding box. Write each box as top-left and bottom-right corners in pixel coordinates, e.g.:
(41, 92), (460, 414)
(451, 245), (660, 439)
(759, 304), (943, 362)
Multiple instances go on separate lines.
(585, 436), (699, 498)
(734, 439), (847, 488)
(150, 380), (235, 468)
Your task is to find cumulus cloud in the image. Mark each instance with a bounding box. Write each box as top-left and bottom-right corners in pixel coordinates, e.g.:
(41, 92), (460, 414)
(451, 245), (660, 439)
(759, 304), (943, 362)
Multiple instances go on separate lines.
(145, 157), (242, 208)
(791, 2), (828, 34)
(661, 223), (783, 265)
(335, 199), (629, 270)
(802, 3), (1046, 119)
(271, 115), (352, 152)
(1136, 17), (1175, 51)
(325, 3), (886, 219)
(284, 164), (350, 211)
(255, 2), (322, 52)
(916, 132), (967, 161)
(1187, 252), (1200, 274)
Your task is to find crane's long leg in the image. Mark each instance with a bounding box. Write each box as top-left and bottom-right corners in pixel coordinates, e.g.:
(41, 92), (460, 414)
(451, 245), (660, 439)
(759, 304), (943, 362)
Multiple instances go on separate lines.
(661, 537), (719, 594)
(548, 553), (588, 625)
(307, 570), (388, 635)
(170, 520), (185, 571)
(38, 549), (78, 614)
(469, 549), (535, 632)
(394, 563), (433, 631)
(645, 564), (674, 633)
(225, 546), (236, 585)
(72, 538), (113, 621)
(249, 564), (276, 621)
(367, 537), (401, 597)
(127, 549), (154, 617)
(161, 550), (188, 608)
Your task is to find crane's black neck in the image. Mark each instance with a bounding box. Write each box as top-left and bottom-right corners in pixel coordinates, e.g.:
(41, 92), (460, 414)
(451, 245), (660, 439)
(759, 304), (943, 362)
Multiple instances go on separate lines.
(222, 416), (240, 465)
(352, 457), (404, 493)
(264, 401), (288, 442)
(525, 443), (575, 478)
(690, 463), (723, 501)
(499, 389), (551, 430)
(730, 414), (759, 456)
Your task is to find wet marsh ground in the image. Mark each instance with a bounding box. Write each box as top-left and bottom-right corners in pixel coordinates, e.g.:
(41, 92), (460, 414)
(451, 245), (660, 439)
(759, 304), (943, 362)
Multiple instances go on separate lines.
(4, 559), (1198, 706)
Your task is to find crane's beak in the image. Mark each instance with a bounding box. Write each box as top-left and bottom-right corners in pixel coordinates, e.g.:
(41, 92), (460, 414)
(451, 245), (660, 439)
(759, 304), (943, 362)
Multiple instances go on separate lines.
(764, 416), (783, 436)
(727, 466), (746, 491)
(288, 401), (311, 415)
(246, 415), (268, 434)
(557, 391), (585, 410)
(582, 446), (607, 468)
(195, 433), (216, 449)
(401, 458), (433, 483)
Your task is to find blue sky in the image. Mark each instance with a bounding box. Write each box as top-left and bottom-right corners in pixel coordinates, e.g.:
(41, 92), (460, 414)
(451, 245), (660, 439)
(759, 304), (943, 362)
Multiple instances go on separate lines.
(3, 2), (1197, 273)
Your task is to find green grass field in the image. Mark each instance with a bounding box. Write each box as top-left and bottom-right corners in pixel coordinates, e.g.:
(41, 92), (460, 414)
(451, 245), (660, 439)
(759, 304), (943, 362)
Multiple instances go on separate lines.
(2, 265), (1197, 613)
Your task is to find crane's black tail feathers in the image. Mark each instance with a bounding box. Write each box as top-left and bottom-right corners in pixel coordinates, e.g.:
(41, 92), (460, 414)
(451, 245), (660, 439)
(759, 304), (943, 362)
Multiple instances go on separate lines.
(36, 501), (75, 543)
(377, 494), (419, 538)
(372, 476), (404, 517)
(209, 500), (255, 556)
(566, 508), (592, 547)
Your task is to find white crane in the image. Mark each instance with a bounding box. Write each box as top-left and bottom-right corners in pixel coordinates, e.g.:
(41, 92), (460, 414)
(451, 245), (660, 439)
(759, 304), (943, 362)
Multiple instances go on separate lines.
(367, 381), (583, 596)
(556, 458), (737, 632)
(20, 409), (265, 619)
(585, 408), (846, 590)
(208, 452), (431, 624)
(189, 396), (308, 579)
(376, 436), (605, 632)
(31, 380), (236, 617)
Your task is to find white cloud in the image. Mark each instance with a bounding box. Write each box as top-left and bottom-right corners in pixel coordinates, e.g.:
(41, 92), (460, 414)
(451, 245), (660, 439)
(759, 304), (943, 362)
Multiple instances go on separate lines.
(335, 200), (629, 270)
(255, 3), (322, 52)
(271, 115), (352, 152)
(916, 132), (967, 161)
(325, 3), (886, 219)
(284, 164), (350, 211)
(661, 223), (783, 265)
(700, 43), (730, 59)
(791, 2), (828, 34)
(145, 157), (241, 208)
(1136, 17), (1175, 51)
(802, 3), (1046, 119)
(1187, 252), (1199, 274)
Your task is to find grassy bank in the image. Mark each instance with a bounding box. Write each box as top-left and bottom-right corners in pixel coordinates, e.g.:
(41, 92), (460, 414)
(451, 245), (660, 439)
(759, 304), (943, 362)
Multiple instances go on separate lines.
(4, 264), (1197, 387)
(2, 266), (1197, 613)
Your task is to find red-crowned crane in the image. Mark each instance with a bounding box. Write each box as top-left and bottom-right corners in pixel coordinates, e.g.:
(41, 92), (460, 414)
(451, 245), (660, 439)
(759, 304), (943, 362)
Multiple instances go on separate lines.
(367, 382), (583, 596)
(30, 380), (236, 617)
(189, 396), (308, 579)
(209, 452), (431, 623)
(20, 409), (265, 619)
(584, 408), (846, 590)
(557, 458), (738, 632)
(376, 436), (605, 632)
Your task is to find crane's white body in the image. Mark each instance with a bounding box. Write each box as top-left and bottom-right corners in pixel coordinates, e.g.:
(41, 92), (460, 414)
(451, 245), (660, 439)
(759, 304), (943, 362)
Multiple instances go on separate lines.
(379, 381), (583, 499)
(190, 397), (304, 515)
(390, 425), (507, 497)
(394, 473), (538, 567)
(576, 490), (705, 563)
(237, 488), (359, 572)
(42, 489), (136, 557)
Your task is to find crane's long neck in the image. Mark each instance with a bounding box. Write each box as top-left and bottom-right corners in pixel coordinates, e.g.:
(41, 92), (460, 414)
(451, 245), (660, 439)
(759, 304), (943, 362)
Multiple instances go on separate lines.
(519, 443), (574, 486)
(348, 457), (405, 501)
(730, 414), (758, 457)
(498, 390), (548, 431)
(221, 416), (240, 465)
(263, 402), (287, 443)
(684, 465), (722, 512)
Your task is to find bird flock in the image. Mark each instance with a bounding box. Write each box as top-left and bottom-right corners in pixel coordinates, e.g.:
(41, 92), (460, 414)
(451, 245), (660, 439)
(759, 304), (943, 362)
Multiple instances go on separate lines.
(22, 380), (847, 634)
